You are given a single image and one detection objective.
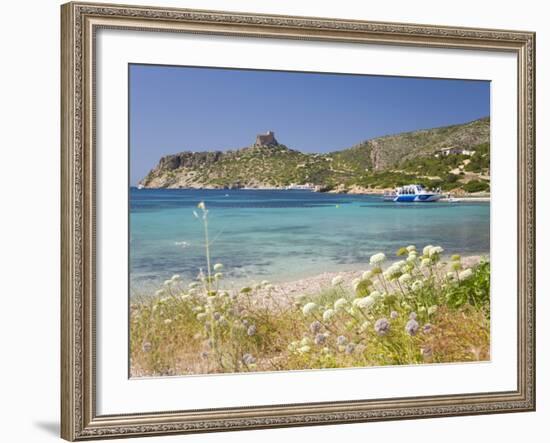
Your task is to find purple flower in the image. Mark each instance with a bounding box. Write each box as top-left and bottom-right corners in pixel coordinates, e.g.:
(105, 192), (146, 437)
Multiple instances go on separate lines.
(247, 324), (257, 336)
(423, 323), (432, 334)
(336, 335), (347, 346)
(142, 342), (152, 353)
(405, 319), (420, 336)
(374, 318), (390, 336)
(421, 346), (433, 358)
(409, 312), (417, 320)
(310, 320), (322, 334)
(242, 353), (256, 365)
(345, 343), (356, 354)
(314, 333), (326, 345)
(390, 311), (398, 319)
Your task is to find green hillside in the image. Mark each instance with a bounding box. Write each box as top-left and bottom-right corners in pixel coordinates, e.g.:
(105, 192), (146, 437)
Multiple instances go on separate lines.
(140, 117), (490, 194)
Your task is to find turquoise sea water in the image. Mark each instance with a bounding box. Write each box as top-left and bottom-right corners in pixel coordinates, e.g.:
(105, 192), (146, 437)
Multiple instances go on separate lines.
(130, 188), (490, 294)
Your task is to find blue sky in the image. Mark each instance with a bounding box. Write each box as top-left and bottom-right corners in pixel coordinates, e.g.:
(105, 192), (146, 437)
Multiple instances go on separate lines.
(130, 64), (490, 185)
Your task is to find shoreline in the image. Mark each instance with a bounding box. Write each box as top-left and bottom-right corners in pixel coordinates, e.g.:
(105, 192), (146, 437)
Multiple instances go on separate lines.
(133, 186), (490, 200)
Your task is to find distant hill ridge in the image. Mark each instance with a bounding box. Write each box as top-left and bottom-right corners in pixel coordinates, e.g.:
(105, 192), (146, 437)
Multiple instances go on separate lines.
(140, 117), (490, 193)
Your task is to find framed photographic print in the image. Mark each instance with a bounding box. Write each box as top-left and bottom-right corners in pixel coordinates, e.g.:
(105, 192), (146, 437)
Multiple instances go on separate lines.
(61, 1), (536, 440)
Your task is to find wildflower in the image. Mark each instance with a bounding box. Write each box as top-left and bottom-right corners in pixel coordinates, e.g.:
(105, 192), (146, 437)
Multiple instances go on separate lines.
(406, 254), (417, 264)
(383, 264), (401, 281)
(301, 337), (313, 347)
(370, 252), (387, 266)
(369, 290), (382, 300)
(353, 296), (375, 310)
(336, 335), (347, 346)
(428, 305), (438, 316)
(188, 282), (200, 289)
(142, 342), (152, 353)
(163, 279), (172, 287)
(362, 270), (373, 280)
(240, 286), (252, 294)
(374, 318), (390, 336)
(345, 343), (356, 354)
(409, 312), (417, 320)
(334, 298), (348, 311)
(201, 351), (209, 359)
(213, 263), (223, 271)
(351, 278), (361, 290)
(446, 272), (455, 280)
(429, 246), (444, 257)
(310, 320), (322, 334)
(411, 280), (423, 291)
(398, 273), (412, 285)
(423, 245), (434, 256)
(155, 289), (164, 297)
(247, 324), (257, 336)
(459, 268), (474, 280)
(406, 245), (416, 252)
(423, 324), (433, 334)
(314, 333), (326, 345)
(405, 319), (419, 336)
(323, 309), (335, 322)
(264, 284), (275, 291)
(197, 201), (206, 210)
(164, 319), (172, 325)
(421, 258), (431, 268)
(171, 274), (181, 281)
(214, 272), (223, 280)
(242, 353), (256, 365)
(298, 345), (311, 354)
(451, 261), (462, 271)
(451, 254), (461, 261)
(261, 280), (270, 286)
(213, 312), (221, 321)
(302, 302), (317, 316)
(390, 311), (398, 319)
(180, 294), (190, 301)
(331, 275), (344, 286)
(196, 313), (207, 321)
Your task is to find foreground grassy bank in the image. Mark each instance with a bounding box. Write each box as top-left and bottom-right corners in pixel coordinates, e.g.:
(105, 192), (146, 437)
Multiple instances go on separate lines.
(130, 240), (490, 376)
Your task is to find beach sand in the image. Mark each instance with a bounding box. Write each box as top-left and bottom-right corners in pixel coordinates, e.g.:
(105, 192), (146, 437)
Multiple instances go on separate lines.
(253, 255), (486, 303)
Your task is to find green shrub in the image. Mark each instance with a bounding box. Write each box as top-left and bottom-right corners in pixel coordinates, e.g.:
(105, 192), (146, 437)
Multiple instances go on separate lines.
(462, 180), (490, 193)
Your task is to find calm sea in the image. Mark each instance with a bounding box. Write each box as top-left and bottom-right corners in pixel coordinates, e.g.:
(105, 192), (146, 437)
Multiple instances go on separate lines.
(130, 188), (490, 294)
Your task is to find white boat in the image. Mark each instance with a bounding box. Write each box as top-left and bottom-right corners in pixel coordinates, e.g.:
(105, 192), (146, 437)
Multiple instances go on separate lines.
(383, 184), (441, 202)
(137, 184), (144, 190)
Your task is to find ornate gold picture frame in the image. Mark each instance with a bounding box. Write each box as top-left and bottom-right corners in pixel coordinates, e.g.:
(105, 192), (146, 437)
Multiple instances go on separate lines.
(61, 1), (535, 440)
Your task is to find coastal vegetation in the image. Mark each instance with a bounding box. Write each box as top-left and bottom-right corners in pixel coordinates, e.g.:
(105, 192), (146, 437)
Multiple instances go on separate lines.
(130, 203), (490, 377)
(140, 117), (490, 195)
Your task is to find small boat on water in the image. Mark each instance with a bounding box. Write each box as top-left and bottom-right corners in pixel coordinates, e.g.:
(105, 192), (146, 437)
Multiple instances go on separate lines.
(383, 184), (442, 202)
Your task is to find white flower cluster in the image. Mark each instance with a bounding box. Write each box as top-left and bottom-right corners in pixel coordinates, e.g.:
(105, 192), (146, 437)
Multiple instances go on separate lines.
(352, 296), (375, 310)
(369, 252), (387, 266)
(302, 302), (318, 316)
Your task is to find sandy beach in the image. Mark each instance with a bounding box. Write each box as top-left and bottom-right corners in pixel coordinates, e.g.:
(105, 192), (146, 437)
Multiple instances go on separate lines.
(253, 255), (486, 304)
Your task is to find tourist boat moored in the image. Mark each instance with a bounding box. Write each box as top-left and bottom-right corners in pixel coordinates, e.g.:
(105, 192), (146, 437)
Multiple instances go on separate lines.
(383, 184), (442, 202)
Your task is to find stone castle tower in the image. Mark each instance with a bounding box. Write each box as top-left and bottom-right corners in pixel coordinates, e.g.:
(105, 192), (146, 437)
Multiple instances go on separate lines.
(255, 131), (278, 146)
